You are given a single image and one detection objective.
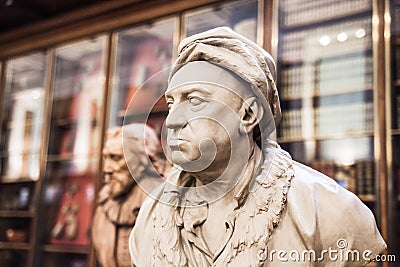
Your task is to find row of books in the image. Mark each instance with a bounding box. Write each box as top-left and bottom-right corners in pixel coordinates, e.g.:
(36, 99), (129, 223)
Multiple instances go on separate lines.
(393, 3), (400, 34)
(397, 95), (400, 129)
(309, 159), (375, 196)
(280, 17), (371, 62)
(316, 103), (374, 136)
(395, 46), (400, 81)
(280, 0), (371, 27)
(280, 102), (374, 139)
(280, 56), (373, 98)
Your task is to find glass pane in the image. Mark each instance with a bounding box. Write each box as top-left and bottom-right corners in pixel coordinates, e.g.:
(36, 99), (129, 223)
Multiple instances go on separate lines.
(184, 0), (259, 42)
(390, 0), (400, 261)
(39, 36), (107, 265)
(42, 159), (96, 246)
(0, 53), (47, 181)
(109, 18), (176, 129)
(42, 252), (87, 267)
(0, 217), (32, 243)
(277, 0), (375, 201)
(48, 36), (107, 165)
(0, 181), (34, 210)
(0, 250), (28, 267)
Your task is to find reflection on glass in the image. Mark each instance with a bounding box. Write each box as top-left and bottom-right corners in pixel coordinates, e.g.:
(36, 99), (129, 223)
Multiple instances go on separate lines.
(43, 160), (95, 246)
(389, 0), (400, 259)
(40, 36), (106, 255)
(0, 53), (47, 181)
(49, 36), (107, 174)
(109, 18), (176, 132)
(184, 0), (259, 42)
(277, 0), (375, 198)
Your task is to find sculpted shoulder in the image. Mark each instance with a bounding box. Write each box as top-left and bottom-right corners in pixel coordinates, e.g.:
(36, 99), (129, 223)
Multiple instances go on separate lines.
(285, 161), (386, 264)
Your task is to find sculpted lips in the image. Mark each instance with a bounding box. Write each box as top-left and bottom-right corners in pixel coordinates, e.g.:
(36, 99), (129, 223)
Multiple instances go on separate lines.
(168, 139), (189, 149)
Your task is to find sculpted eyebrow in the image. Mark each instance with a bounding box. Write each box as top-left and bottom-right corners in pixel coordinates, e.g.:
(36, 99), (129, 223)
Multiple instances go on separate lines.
(165, 86), (212, 100)
(181, 87), (212, 96)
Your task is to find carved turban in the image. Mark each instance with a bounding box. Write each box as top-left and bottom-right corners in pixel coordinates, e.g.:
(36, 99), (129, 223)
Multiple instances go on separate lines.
(168, 27), (281, 133)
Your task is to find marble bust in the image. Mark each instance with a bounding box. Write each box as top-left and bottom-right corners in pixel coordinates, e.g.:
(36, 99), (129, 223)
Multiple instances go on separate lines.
(92, 124), (163, 267)
(129, 27), (386, 266)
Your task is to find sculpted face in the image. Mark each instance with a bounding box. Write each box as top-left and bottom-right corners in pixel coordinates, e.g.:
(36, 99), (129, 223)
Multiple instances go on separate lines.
(164, 61), (263, 183)
(165, 83), (245, 178)
(102, 132), (134, 198)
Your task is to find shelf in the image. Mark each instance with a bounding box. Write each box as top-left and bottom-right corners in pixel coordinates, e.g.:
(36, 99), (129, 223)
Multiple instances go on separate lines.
(359, 194), (375, 202)
(0, 151), (40, 158)
(391, 129), (400, 136)
(119, 107), (168, 118)
(51, 118), (97, 129)
(280, 48), (373, 66)
(281, 7), (371, 30)
(0, 241), (31, 250)
(42, 244), (89, 254)
(393, 37), (400, 46)
(46, 153), (96, 162)
(278, 131), (374, 143)
(0, 177), (37, 184)
(0, 210), (34, 218)
(281, 85), (373, 101)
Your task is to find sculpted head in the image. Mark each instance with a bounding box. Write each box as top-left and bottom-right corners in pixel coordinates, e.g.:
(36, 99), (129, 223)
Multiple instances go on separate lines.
(101, 124), (163, 199)
(165, 62), (263, 182)
(164, 27), (280, 183)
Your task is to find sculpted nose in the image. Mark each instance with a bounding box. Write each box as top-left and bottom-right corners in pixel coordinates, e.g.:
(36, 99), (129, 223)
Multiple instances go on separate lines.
(166, 105), (187, 129)
(103, 158), (113, 174)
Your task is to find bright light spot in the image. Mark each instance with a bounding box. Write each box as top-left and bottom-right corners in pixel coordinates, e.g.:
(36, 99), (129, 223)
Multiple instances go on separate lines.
(355, 28), (366, 38)
(319, 35), (331, 46)
(31, 90), (41, 100)
(337, 32), (348, 42)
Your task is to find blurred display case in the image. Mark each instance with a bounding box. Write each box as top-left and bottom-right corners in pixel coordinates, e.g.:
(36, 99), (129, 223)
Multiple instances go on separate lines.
(184, 0), (260, 43)
(108, 18), (177, 136)
(0, 0), (398, 266)
(0, 53), (48, 267)
(37, 36), (107, 266)
(389, 0), (400, 262)
(276, 0), (377, 206)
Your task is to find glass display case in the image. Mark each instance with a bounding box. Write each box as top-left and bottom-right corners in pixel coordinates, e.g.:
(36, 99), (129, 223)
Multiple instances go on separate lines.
(108, 18), (177, 135)
(0, 1), (399, 266)
(0, 53), (48, 267)
(37, 36), (107, 267)
(389, 0), (400, 262)
(0, 53), (47, 181)
(276, 0), (376, 206)
(184, 0), (260, 43)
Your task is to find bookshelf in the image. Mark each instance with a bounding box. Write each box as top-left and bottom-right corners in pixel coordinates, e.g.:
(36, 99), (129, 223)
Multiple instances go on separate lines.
(107, 18), (176, 132)
(388, 0), (400, 261)
(33, 36), (108, 267)
(0, 0), (398, 266)
(276, 0), (376, 205)
(0, 52), (48, 267)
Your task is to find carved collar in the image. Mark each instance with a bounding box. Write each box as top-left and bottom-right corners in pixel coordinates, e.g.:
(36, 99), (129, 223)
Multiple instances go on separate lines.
(152, 140), (294, 266)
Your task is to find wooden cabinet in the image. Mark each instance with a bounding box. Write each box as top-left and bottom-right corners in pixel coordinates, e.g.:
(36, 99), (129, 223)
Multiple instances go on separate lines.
(276, 0), (378, 211)
(37, 36), (108, 266)
(388, 0), (400, 262)
(0, 52), (48, 267)
(0, 0), (397, 266)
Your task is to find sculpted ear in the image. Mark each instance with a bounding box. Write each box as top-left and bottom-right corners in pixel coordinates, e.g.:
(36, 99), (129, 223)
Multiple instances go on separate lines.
(240, 97), (263, 134)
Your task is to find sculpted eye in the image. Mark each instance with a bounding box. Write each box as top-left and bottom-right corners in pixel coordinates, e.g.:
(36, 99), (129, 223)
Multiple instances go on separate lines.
(108, 154), (123, 161)
(188, 97), (204, 106)
(166, 98), (174, 109)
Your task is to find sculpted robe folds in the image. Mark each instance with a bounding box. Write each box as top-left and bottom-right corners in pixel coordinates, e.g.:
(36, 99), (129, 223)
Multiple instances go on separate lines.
(129, 142), (386, 267)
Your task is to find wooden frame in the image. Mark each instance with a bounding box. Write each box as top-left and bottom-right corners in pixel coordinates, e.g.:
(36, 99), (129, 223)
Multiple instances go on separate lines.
(0, 0), (396, 266)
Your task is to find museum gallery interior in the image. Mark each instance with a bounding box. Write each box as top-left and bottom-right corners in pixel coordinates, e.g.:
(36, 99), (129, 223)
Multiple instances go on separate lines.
(0, 0), (399, 266)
